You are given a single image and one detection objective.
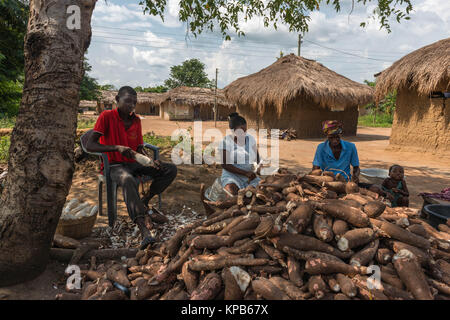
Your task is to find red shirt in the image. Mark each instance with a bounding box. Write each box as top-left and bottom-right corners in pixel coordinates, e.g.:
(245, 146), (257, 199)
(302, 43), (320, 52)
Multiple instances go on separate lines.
(93, 109), (144, 168)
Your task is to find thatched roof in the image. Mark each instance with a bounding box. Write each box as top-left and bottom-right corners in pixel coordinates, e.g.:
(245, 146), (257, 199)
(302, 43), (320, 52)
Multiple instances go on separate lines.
(99, 90), (165, 105)
(224, 54), (374, 114)
(79, 100), (97, 108)
(375, 38), (450, 101)
(161, 86), (233, 108)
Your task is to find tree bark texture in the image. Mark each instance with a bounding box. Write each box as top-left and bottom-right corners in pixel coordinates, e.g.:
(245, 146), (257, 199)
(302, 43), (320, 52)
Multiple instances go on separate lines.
(0, 0), (96, 286)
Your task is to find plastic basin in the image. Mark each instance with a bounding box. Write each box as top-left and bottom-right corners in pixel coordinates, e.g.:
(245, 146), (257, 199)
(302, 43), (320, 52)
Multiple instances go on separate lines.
(360, 168), (389, 185)
(424, 204), (450, 229)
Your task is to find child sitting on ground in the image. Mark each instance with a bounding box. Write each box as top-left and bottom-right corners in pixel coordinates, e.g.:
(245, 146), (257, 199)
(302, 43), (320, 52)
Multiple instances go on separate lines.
(381, 164), (409, 207)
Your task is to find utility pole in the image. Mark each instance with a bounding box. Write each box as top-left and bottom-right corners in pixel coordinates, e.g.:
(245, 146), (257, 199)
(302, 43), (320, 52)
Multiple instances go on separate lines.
(298, 34), (302, 56)
(214, 68), (218, 128)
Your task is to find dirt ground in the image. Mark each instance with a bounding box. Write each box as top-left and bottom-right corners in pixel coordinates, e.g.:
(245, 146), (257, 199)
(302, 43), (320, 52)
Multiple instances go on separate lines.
(1, 115), (449, 299)
(138, 116), (450, 209)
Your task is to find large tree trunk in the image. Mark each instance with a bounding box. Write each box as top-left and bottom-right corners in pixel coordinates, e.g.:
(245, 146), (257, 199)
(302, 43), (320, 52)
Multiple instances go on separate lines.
(0, 0), (96, 286)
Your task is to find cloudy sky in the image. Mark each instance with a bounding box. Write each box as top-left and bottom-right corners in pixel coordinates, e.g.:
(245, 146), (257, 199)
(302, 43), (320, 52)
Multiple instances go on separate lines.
(86, 0), (450, 89)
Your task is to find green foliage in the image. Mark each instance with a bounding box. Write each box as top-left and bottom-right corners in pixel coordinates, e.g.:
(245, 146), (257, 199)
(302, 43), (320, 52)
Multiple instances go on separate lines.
(139, 0), (413, 38)
(134, 85), (168, 93)
(143, 132), (180, 150)
(360, 77), (395, 127)
(79, 58), (101, 101)
(358, 113), (393, 128)
(0, 115), (16, 128)
(364, 80), (375, 88)
(276, 50), (285, 60)
(0, 135), (11, 163)
(77, 117), (96, 129)
(363, 79), (396, 120)
(164, 59), (214, 89)
(378, 90), (397, 116)
(0, 79), (22, 116)
(98, 84), (116, 91)
(0, 0), (28, 117)
(0, 0), (28, 83)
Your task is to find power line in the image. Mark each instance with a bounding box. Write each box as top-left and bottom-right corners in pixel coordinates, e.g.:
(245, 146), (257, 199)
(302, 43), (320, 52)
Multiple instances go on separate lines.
(302, 39), (393, 62)
(92, 29), (398, 62)
(92, 24), (408, 57)
(91, 39), (279, 58)
(92, 31), (298, 54)
(91, 35), (389, 66)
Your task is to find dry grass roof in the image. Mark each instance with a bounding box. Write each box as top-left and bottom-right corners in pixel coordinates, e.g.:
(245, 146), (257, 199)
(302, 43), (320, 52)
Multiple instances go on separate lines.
(161, 86), (233, 108)
(99, 90), (165, 105)
(79, 100), (97, 108)
(375, 38), (450, 101)
(224, 53), (373, 114)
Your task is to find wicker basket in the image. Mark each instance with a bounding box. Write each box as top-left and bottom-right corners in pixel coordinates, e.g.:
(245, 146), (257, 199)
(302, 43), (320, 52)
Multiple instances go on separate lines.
(56, 211), (98, 239)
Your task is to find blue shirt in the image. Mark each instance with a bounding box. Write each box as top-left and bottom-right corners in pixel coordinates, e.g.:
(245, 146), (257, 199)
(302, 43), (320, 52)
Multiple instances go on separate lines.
(312, 140), (359, 181)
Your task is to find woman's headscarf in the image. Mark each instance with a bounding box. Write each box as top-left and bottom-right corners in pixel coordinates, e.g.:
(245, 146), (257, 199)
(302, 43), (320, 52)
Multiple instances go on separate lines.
(322, 120), (343, 135)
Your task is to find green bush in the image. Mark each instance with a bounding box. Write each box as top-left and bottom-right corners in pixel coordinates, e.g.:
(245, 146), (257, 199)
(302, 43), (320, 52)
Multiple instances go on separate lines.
(0, 115), (16, 128)
(0, 135), (11, 163)
(77, 118), (96, 129)
(0, 80), (23, 116)
(358, 113), (393, 128)
(143, 133), (180, 150)
(2, 115), (97, 129)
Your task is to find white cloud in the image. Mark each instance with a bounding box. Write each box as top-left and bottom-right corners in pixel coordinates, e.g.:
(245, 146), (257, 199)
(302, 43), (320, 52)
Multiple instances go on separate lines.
(414, 0), (450, 22)
(93, 1), (152, 23)
(87, 0), (450, 88)
(143, 31), (172, 47)
(99, 58), (119, 67)
(132, 47), (172, 67)
(108, 44), (129, 55)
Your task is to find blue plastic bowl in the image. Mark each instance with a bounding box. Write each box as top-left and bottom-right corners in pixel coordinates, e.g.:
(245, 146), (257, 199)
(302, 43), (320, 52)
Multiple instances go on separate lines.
(423, 204), (450, 229)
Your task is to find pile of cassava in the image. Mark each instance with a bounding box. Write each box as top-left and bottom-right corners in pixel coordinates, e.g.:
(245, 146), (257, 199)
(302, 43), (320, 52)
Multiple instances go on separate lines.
(58, 170), (450, 300)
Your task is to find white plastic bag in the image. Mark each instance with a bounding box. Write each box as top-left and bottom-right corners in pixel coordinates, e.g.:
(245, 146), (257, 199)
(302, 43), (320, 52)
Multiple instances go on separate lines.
(70, 202), (90, 215)
(89, 205), (98, 217)
(75, 205), (91, 218)
(204, 177), (231, 202)
(63, 198), (79, 215)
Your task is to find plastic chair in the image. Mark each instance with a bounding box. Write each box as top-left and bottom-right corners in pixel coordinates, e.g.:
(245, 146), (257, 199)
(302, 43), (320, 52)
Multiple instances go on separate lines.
(80, 129), (162, 227)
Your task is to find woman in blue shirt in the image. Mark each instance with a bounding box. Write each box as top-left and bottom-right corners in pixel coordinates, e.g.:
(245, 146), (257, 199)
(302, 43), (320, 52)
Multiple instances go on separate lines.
(312, 120), (360, 183)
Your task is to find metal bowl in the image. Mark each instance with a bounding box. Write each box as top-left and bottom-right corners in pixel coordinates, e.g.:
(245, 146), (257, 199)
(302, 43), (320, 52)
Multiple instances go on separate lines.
(360, 168), (389, 185)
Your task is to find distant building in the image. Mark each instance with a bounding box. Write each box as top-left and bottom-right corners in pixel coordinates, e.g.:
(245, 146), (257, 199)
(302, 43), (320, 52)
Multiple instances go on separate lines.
(159, 86), (235, 121)
(97, 91), (164, 115)
(375, 38), (450, 153)
(224, 54), (374, 138)
(79, 100), (97, 113)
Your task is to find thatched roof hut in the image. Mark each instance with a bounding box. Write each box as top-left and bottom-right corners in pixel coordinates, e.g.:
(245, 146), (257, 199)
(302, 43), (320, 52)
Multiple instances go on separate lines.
(97, 90), (164, 115)
(79, 100), (97, 108)
(375, 38), (450, 153)
(159, 86), (235, 121)
(224, 54), (374, 137)
(375, 38), (450, 101)
(79, 100), (97, 113)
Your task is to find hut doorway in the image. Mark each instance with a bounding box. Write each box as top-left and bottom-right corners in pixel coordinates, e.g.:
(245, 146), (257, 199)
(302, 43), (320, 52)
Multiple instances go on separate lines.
(194, 106), (200, 120)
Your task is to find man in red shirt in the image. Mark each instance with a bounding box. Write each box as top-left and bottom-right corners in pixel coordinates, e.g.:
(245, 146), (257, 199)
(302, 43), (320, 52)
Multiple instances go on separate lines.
(86, 86), (177, 249)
